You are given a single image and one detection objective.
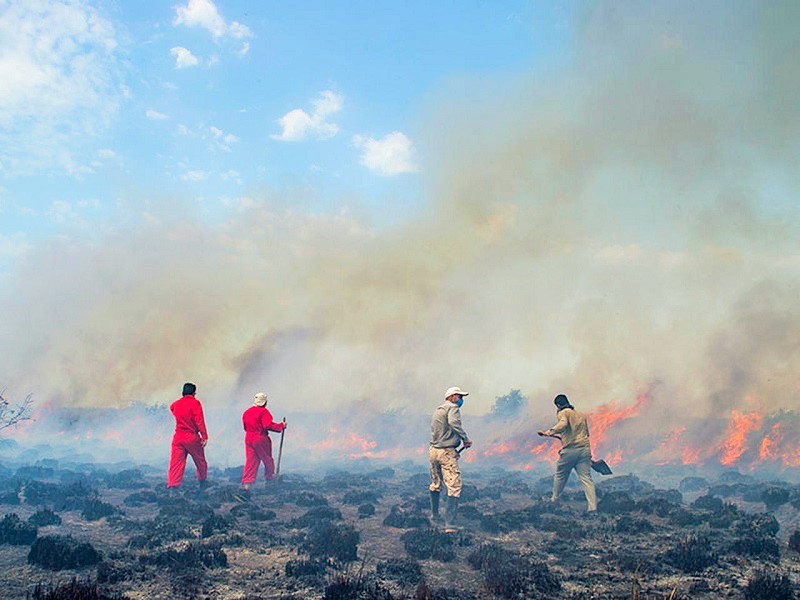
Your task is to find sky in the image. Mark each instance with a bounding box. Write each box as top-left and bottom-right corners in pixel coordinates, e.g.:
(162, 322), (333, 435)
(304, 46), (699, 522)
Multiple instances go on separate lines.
(1, 0), (799, 439)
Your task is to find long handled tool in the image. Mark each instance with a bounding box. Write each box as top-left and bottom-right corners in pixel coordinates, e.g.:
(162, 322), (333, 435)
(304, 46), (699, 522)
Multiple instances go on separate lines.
(275, 418), (286, 478)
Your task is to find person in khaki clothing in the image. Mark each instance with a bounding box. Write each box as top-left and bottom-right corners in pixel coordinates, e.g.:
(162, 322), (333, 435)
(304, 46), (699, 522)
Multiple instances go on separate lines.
(429, 386), (473, 532)
(538, 394), (597, 512)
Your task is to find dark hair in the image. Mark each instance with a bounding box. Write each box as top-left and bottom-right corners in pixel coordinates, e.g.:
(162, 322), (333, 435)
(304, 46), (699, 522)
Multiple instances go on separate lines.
(554, 394), (571, 409)
(182, 382), (197, 396)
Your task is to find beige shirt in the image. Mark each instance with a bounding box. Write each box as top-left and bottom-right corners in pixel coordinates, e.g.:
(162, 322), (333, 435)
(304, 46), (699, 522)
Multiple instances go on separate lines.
(545, 408), (591, 449)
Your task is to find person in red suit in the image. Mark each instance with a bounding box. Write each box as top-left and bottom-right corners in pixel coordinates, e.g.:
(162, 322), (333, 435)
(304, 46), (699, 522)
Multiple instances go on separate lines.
(167, 382), (209, 489)
(241, 392), (286, 489)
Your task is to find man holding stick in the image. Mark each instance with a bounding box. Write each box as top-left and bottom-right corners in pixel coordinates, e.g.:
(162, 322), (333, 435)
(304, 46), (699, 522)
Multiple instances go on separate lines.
(429, 386), (473, 533)
(241, 392), (286, 490)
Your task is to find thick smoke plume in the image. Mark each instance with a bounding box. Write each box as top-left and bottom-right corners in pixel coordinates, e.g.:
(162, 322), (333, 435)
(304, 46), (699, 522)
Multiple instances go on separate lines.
(1, 2), (799, 470)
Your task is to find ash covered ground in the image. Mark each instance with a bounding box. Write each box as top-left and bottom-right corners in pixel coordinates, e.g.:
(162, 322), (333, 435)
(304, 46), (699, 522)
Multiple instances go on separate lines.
(1, 457), (799, 599)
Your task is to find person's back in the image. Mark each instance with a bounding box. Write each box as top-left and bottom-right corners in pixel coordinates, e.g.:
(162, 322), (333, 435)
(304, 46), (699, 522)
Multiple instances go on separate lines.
(171, 394), (206, 438)
(430, 402), (466, 449)
(556, 408), (591, 449)
(167, 382), (208, 489)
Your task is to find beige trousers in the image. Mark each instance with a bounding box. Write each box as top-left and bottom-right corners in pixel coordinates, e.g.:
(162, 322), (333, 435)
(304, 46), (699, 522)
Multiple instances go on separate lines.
(428, 446), (462, 498)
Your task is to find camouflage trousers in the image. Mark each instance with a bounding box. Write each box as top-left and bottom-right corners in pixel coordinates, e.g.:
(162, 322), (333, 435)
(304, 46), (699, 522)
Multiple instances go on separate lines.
(428, 446), (462, 498)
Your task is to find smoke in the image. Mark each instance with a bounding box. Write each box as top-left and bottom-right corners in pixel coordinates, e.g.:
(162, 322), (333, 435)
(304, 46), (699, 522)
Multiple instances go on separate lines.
(1, 1), (799, 468)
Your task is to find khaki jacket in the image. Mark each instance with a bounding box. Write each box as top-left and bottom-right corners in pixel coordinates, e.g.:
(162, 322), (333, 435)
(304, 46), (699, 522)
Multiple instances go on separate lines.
(545, 407), (591, 449)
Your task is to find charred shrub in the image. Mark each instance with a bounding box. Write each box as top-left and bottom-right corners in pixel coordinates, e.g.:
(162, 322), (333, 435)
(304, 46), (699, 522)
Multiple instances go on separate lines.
(291, 506), (342, 528)
(342, 490), (381, 505)
(743, 570), (796, 600)
(0, 512), (37, 544)
(285, 557), (329, 580)
(16, 466), (54, 479)
(679, 476), (708, 492)
(615, 515), (654, 534)
(401, 528), (455, 562)
(123, 491), (158, 507)
(295, 491), (329, 507)
(358, 503), (375, 518)
(28, 535), (102, 570)
(664, 535), (717, 573)
(126, 516), (193, 549)
(28, 508), (62, 527)
(739, 513), (780, 538)
(302, 521), (359, 562)
(201, 513), (235, 538)
(467, 543), (560, 598)
(27, 577), (129, 600)
(383, 504), (429, 529)
(480, 505), (541, 534)
(96, 561), (135, 584)
(761, 487), (790, 510)
(376, 557), (424, 584)
(140, 541), (227, 572)
(229, 503), (277, 521)
(597, 491), (635, 514)
(81, 499), (119, 521)
(691, 494), (723, 513)
(789, 529), (800, 553)
(104, 469), (148, 490)
(730, 535), (780, 561)
(413, 585), (481, 600)
(669, 507), (702, 527)
(323, 567), (392, 600)
(23, 480), (96, 511)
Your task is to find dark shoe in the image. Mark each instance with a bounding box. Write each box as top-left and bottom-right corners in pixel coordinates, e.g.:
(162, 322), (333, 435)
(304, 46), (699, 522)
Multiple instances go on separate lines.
(430, 491), (441, 525)
(444, 495), (460, 532)
(198, 479), (209, 490)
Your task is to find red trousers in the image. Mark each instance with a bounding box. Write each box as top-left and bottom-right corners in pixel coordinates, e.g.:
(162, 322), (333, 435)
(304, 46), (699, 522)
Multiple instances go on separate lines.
(167, 434), (207, 488)
(241, 436), (275, 484)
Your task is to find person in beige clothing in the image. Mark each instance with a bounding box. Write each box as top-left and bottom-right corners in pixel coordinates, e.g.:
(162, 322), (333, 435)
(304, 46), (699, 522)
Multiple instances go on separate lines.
(429, 386), (473, 532)
(538, 394), (597, 512)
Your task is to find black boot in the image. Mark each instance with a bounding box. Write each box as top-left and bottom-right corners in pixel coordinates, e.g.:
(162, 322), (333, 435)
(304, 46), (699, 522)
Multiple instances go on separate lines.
(444, 495), (460, 533)
(430, 491), (441, 525)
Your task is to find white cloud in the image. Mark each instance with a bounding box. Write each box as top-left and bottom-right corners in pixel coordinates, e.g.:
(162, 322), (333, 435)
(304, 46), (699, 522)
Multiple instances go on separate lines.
(174, 0), (252, 40)
(146, 109), (169, 121)
(0, 0), (121, 174)
(177, 124), (191, 136)
(238, 41), (250, 57)
(209, 126), (239, 152)
(272, 91), (343, 142)
(97, 149), (117, 160)
(181, 170), (208, 182)
(0, 232), (31, 261)
(352, 131), (419, 176)
(171, 46), (199, 69)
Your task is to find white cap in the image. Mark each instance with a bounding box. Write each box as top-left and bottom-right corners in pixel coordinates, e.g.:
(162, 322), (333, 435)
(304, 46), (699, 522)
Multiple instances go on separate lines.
(444, 386), (469, 399)
(253, 392), (268, 407)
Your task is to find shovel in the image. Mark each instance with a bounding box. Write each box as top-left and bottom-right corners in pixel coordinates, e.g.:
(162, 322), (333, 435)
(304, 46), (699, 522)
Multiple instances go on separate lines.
(275, 418), (286, 478)
(591, 459), (613, 475)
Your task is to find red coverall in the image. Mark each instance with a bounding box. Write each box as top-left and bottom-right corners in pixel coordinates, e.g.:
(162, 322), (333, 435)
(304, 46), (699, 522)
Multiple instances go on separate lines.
(167, 394), (208, 488)
(241, 405), (285, 484)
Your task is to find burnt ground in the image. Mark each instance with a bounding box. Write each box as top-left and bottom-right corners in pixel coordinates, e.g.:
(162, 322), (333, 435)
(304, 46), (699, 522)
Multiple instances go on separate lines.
(0, 461), (799, 599)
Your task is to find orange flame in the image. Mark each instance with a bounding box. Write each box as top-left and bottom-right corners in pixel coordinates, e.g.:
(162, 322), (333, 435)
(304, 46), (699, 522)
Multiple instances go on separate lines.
(588, 393), (649, 456)
(719, 410), (763, 466)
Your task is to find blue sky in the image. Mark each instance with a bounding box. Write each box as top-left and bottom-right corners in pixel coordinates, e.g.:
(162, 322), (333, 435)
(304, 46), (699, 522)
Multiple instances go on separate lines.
(0, 0), (574, 252)
(1, 0), (799, 424)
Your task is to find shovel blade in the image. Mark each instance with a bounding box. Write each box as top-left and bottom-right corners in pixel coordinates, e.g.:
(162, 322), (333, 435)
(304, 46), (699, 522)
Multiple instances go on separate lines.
(591, 459), (613, 475)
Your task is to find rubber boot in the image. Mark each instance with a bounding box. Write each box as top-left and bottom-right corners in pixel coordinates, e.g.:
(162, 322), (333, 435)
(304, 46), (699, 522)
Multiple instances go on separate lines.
(429, 491), (441, 525)
(444, 495), (460, 533)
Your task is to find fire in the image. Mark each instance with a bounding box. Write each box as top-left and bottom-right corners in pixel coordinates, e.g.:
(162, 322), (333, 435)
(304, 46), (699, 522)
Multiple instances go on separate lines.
(719, 410), (763, 466)
(757, 422), (800, 467)
(655, 426), (702, 465)
(311, 427), (388, 459)
(588, 393), (649, 457)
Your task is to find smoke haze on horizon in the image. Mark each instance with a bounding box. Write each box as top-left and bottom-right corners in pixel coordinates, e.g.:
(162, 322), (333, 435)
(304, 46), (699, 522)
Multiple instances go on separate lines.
(1, 1), (799, 447)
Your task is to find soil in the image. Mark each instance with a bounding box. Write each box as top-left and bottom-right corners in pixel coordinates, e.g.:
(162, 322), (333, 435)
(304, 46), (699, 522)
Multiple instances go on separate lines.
(0, 463), (799, 599)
